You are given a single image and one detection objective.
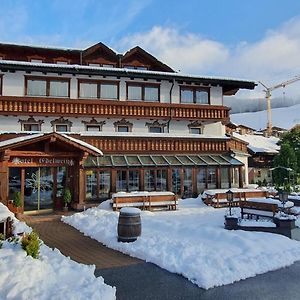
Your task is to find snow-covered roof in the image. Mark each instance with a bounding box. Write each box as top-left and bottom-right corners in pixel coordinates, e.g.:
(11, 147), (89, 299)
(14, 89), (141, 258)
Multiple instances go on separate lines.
(0, 133), (44, 148)
(0, 59), (255, 84)
(233, 132), (280, 154)
(60, 134), (103, 155)
(0, 133), (103, 156)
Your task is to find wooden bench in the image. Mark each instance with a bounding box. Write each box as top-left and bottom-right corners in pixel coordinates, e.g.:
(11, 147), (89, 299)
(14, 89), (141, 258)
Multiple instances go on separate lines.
(112, 192), (178, 211)
(205, 190), (269, 208)
(240, 201), (278, 220)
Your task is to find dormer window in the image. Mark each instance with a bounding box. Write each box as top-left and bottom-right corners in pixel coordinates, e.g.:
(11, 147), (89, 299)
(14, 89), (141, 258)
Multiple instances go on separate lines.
(89, 63), (100, 67)
(51, 117), (72, 132)
(102, 64), (114, 68)
(19, 117), (44, 132)
(180, 86), (209, 104)
(190, 128), (202, 134)
(114, 119), (133, 132)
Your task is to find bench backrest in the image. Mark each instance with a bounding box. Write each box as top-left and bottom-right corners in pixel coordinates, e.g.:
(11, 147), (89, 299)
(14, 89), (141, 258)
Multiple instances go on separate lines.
(239, 201), (278, 213)
(243, 191), (268, 199)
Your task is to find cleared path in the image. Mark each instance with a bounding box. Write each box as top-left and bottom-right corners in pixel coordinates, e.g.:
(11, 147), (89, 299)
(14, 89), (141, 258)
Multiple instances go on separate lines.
(22, 213), (142, 269)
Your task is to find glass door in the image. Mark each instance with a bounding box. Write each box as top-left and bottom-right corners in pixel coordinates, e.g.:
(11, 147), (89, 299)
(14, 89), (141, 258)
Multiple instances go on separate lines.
(24, 167), (53, 212)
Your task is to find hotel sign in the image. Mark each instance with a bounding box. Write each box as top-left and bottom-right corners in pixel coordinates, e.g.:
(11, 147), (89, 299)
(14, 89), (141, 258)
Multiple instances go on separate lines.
(11, 157), (75, 166)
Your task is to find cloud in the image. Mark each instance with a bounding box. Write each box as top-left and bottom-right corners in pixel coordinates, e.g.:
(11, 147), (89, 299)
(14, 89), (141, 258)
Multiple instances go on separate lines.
(116, 18), (300, 99)
(118, 26), (229, 73)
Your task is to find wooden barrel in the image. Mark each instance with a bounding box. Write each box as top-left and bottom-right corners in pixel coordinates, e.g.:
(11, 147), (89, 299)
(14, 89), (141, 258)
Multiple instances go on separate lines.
(118, 207), (141, 242)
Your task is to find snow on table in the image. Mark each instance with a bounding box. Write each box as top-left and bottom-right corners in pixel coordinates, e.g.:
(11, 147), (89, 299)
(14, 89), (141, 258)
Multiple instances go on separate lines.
(63, 198), (300, 289)
(0, 203), (116, 300)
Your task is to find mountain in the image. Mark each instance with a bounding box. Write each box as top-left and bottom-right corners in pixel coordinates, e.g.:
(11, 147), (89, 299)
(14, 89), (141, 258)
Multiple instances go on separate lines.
(230, 103), (300, 130)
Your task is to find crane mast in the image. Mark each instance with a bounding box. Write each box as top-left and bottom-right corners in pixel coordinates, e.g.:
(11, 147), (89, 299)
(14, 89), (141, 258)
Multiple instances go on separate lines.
(259, 76), (300, 136)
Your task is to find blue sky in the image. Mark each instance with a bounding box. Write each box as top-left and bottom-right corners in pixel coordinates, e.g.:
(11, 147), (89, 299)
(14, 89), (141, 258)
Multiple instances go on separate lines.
(1, 0), (300, 97)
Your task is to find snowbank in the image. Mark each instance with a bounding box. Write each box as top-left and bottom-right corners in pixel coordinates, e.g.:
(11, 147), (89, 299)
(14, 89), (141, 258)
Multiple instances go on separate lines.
(63, 198), (300, 289)
(0, 203), (116, 300)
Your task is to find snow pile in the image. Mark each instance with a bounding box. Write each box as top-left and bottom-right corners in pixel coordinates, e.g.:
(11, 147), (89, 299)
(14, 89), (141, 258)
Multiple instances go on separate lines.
(233, 132), (279, 154)
(63, 198), (300, 289)
(0, 203), (116, 300)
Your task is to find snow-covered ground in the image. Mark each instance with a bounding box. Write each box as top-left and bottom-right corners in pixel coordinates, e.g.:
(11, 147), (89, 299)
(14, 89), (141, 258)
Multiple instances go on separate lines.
(231, 103), (300, 130)
(62, 198), (300, 289)
(0, 203), (116, 300)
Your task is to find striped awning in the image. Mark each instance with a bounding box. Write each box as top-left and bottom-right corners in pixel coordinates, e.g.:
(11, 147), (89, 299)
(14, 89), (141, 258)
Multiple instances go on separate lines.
(84, 154), (243, 167)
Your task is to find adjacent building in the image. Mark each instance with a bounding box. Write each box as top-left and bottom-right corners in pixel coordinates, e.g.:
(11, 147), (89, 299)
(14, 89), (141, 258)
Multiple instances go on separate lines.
(0, 42), (255, 213)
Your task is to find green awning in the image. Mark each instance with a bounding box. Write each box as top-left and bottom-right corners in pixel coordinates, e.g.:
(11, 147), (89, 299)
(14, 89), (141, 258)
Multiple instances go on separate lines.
(84, 154), (243, 167)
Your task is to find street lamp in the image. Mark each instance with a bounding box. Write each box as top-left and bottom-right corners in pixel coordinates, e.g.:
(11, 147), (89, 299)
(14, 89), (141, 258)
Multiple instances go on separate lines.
(278, 190), (289, 214)
(226, 189), (234, 216)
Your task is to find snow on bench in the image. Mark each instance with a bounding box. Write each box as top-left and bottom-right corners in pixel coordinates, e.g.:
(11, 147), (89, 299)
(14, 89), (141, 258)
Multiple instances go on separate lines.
(112, 191), (178, 211)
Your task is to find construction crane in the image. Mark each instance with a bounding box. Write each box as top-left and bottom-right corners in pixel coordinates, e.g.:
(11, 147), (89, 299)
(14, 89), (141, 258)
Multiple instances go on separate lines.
(259, 75), (300, 136)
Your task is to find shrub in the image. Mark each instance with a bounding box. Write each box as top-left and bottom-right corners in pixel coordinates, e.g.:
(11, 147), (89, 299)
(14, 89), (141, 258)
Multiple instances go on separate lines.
(21, 231), (40, 259)
(63, 188), (72, 207)
(13, 191), (22, 207)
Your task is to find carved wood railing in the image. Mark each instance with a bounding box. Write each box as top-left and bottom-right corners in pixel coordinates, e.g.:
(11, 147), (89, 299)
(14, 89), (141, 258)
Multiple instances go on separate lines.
(79, 136), (230, 154)
(0, 96), (230, 121)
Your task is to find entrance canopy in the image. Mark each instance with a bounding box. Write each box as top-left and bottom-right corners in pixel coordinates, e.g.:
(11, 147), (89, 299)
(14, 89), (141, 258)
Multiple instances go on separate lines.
(85, 154), (243, 167)
(0, 133), (103, 157)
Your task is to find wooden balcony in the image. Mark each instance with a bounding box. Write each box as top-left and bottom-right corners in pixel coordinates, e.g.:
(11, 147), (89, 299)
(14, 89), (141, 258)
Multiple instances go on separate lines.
(0, 96), (230, 121)
(79, 136), (230, 154)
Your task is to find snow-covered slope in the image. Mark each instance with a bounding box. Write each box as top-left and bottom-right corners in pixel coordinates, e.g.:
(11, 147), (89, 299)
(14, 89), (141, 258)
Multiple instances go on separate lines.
(231, 104), (300, 130)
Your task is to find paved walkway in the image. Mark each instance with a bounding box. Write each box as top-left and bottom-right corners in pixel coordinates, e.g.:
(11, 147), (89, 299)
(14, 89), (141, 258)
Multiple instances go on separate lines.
(22, 213), (300, 300)
(22, 213), (142, 269)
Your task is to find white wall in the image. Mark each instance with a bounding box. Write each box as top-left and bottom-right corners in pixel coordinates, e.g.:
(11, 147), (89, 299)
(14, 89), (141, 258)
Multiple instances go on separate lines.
(0, 115), (227, 137)
(1, 71), (224, 106)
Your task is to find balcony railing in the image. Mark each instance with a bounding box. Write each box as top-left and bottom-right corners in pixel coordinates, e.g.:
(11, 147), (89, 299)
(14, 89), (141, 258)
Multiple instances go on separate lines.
(0, 96), (230, 121)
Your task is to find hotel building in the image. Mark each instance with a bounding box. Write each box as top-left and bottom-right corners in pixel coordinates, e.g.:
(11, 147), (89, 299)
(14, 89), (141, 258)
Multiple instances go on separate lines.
(0, 42), (255, 213)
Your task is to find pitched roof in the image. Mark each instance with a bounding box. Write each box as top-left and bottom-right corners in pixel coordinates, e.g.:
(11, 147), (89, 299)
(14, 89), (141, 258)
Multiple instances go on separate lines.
(0, 132), (103, 156)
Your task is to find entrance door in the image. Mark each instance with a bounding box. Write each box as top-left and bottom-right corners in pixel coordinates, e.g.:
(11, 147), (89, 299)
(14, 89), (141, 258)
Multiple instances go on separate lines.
(24, 167), (53, 212)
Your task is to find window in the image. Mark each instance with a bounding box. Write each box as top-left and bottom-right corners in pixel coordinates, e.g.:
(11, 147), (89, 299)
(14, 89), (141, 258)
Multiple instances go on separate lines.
(89, 63), (100, 67)
(190, 128), (202, 134)
(31, 59), (43, 63)
(144, 169), (167, 192)
(197, 168), (206, 193)
(124, 65), (148, 70)
(127, 83), (159, 102)
(50, 81), (68, 97)
(117, 125), (129, 132)
(207, 167), (217, 189)
(102, 64), (114, 68)
(180, 86), (209, 104)
(114, 118), (133, 132)
(26, 76), (70, 97)
(51, 117), (72, 132)
(78, 80), (118, 100)
(149, 126), (162, 133)
(86, 170), (97, 200)
(86, 125), (101, 131)
(56, 61), (68, 65)
(82, 118), (105, 132)
(19, 117), (43, 132)
(55, 124), (68, 132)
(23, 123), (40, 131)
(188, 121), (204, 135)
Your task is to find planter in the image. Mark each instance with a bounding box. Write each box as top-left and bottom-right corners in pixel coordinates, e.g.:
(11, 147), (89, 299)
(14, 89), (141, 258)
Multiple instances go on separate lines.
(224, 216), (239, 230)
(274, 217), (296, 229)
